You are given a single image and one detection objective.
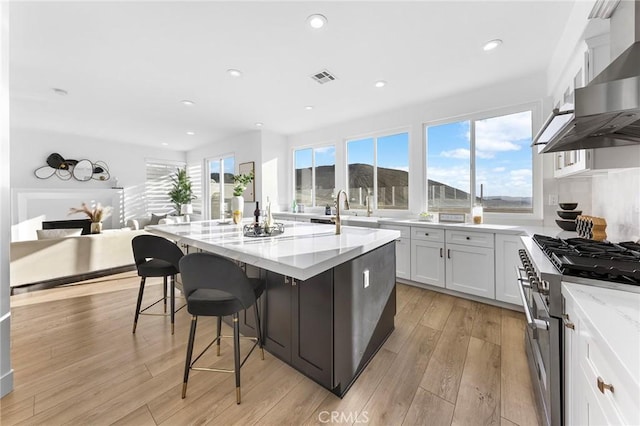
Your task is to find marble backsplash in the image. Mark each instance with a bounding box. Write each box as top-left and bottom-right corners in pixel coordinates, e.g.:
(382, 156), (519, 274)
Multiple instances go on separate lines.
(591, 168), (640, 242)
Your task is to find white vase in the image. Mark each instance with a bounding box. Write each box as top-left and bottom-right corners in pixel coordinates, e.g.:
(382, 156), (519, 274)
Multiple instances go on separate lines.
(231, 195), (244, 224)
(90, 222), (102, 234)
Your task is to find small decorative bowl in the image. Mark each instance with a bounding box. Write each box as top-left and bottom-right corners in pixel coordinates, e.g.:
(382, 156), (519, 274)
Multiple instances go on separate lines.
(559, 203), (578, 211)
(556, 219), (577, 231)
(557, 210), (582, 220)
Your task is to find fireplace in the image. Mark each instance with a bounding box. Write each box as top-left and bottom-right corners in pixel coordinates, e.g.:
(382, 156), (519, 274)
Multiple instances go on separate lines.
(42, 219), (92, 235)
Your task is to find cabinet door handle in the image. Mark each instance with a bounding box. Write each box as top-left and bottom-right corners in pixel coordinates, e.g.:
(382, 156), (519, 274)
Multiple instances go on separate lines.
(284, 277), (289, 284)
(596, 377), (614, 394)
(439, 247), (443, 258)
(424, 232), (429, 236)
(447, 249), (451, 259)
(562, 314), (575, 330)
(466, 236), (470, 240)
(291, 279), (297, 286)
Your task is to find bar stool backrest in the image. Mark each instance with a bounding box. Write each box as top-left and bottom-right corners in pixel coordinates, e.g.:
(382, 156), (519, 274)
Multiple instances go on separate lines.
(132, 234), (184, 270)
(179, 253), (256, 310)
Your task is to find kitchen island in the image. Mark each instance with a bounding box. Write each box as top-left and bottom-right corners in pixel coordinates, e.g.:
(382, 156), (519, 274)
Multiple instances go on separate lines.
(148, 220), (401, 397)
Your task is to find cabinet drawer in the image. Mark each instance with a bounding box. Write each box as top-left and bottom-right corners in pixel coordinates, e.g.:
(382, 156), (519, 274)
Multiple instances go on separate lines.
(380, 224), (410, 239)
(411, 226), (444, 242)
(445, 230), (494, 248)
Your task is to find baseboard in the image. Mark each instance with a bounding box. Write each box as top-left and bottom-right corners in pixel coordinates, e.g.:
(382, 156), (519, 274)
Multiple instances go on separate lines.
(10, 265), (136, 295)
(1, 312), (13, 398)
(0, 368), (14, 398)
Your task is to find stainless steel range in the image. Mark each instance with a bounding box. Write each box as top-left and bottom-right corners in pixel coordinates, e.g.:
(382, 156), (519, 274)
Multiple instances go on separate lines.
(517, 234), (640, 426)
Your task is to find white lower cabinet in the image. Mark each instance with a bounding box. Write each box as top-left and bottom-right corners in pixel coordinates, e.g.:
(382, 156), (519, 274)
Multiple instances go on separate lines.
(380, 224), (411, 280)
(445, 243), (495, 298)
(563, 284), (639, 426)
(411, 239), (445, 287)
(495, 234), (523, 305)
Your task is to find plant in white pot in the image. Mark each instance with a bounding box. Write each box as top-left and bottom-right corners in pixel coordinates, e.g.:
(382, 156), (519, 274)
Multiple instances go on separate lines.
(168, 167), (196, 218)
(231, 171), (254, 224)
(69, 202), (112, 234)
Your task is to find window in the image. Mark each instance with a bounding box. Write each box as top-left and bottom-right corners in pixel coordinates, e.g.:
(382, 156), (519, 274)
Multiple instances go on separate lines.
(209, 156), (235, 220)
(294, 146), (335, 207)
(145, 160), (185, 214)
(187, 162), (202, 217)
(426, 110), (533, 213)
(346, 132), (409, 210)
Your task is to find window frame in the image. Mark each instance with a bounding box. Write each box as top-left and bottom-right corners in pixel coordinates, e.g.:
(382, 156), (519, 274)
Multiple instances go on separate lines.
(345, 129), (410, 212)
(423, 102), (542, 219)
(205, 153), (235, 220)
(292, 144), (336, 208)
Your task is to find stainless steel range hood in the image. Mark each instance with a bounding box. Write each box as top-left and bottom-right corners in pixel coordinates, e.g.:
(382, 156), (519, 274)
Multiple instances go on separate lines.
(534, 1), (640, 153)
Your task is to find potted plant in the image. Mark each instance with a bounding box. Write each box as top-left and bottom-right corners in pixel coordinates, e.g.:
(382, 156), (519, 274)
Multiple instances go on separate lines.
(69, 202), (112, 234)
(231, 171), (254, 224)
(168, 167), (196, 216)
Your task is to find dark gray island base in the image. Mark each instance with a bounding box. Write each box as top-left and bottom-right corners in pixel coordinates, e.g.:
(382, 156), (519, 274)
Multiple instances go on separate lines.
(234, 241), (396, 397)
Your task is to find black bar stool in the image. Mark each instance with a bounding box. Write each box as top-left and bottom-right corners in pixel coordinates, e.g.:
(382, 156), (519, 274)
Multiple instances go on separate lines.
(179, 252), (265, 404)
(131, 234), (186, 334)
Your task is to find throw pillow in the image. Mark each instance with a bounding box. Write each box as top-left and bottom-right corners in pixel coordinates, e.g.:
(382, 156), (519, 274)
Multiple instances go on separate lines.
(149, 213), (167, 226)
(36, 228), (83, 240)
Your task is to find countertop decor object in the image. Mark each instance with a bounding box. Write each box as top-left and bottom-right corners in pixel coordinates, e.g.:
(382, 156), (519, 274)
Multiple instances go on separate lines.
(232, 168), (254, 224)
(68, 202), (112, 233)
(576, 215), (607, 241)
(559, 203), (578, 210)
(243, 222), (284, 237)
(556, 202), (579, 231)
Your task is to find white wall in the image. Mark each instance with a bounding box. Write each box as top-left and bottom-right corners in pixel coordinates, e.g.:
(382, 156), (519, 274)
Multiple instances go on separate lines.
(1, 1), (13, 398)
(287, 72), (546, 221)
(10, 128), (185, 231)
(260, 130), (288, 211)
(592, 168), (640, 242)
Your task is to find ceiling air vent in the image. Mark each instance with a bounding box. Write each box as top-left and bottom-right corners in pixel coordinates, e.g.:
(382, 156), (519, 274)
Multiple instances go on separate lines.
(311, 69), (337, 84)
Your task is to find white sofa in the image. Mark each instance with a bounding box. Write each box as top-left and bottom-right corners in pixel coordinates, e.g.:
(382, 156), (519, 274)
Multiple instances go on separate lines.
(10, 229), (147, 293)
(126, 213), (183, 230)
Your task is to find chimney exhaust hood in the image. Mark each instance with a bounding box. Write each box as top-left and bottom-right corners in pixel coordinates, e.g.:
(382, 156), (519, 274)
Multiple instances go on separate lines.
(534, 1), (640, 153)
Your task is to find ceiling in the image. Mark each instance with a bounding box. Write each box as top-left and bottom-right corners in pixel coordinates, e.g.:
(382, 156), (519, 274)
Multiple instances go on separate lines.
(9, 1), (578, 151)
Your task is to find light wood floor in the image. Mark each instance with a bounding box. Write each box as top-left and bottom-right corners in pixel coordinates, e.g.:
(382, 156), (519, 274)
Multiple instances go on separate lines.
(2, 272), (541, 425)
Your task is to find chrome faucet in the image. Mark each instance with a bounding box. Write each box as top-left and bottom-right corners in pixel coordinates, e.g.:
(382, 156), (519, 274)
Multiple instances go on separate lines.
(335, 190), (350, 235)
(364, 191), (373, 217)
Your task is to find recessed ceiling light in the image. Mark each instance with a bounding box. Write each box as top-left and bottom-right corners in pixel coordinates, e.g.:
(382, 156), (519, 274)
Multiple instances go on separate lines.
(305, 105), (314, 110)
(161, 142), (169, 146)
(483, 39), (503, 51)
(52, 88), (68, 96)
(186, 131), (195, 136)
(374, 80), (387, 88)
(306, 14), (327, 29)
(181, 100), (195, 106)
(227, 69), (242, 77)
(255, 122), (263, 127)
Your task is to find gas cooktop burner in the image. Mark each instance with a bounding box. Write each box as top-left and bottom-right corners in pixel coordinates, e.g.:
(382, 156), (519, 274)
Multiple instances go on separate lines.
(532, 234), (640, 285)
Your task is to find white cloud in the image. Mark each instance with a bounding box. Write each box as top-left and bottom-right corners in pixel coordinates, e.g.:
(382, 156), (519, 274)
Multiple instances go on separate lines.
(440, 148), (470, 159)
(314, 146), (335, 154)
(475, 111), (530, 153)
(476, 150), (495, 159)
(492, 167), (506, 172)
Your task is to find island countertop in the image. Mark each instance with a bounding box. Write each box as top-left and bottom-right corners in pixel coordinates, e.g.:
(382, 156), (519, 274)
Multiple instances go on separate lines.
(147, 220), (400, 281)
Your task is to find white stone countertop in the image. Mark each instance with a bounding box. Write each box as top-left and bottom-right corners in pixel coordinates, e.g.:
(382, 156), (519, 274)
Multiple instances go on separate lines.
(147, 220), (400, 281)
(561, 282), (640, 383)
(272, 212), (576, 238)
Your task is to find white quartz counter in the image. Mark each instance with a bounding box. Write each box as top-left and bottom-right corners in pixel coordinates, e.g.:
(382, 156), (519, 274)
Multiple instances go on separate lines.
(561, 282), (640, 385)
(147, 220), (400, 281)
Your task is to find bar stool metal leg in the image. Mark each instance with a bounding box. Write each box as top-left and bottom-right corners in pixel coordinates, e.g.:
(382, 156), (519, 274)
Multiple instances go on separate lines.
(182, 316), (198, 398)
(170, 275), (176, 335)
(132, 277), (146, 333)
(216, 316), (222, 356)
(163, 276), (168, 313)
(233, 313), (241, 404)
(254, 303), (264, 360)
